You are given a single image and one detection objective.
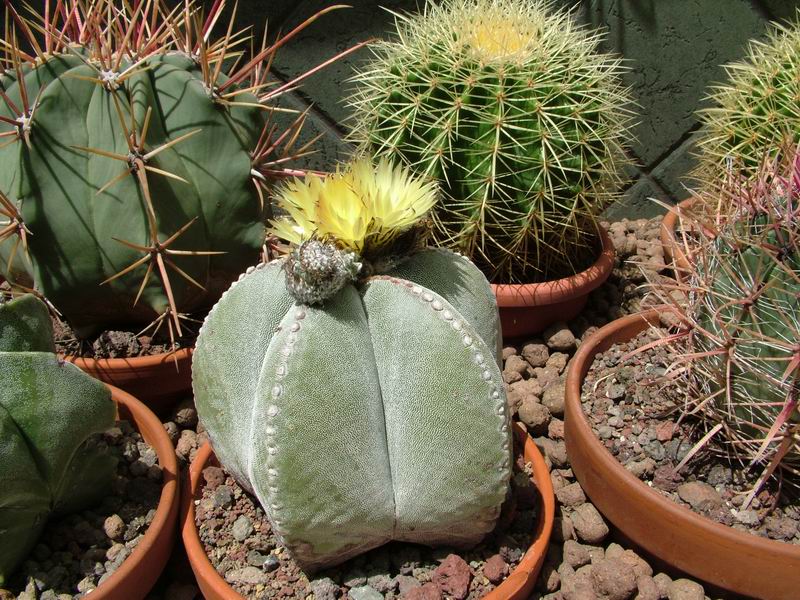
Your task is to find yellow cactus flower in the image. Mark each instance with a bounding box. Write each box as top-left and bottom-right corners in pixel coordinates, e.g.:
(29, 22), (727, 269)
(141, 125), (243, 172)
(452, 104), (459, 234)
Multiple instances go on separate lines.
(358, 159), (438, 246)
(316, 176), (370, 251)
(271, 175), (321, 245)
(269, 158), (438, 254)
(464, 12), (537, 60)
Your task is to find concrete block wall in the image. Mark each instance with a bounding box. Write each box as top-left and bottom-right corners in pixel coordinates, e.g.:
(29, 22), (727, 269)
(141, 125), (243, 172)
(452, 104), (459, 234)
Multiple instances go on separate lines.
(221, 0), (800, 219)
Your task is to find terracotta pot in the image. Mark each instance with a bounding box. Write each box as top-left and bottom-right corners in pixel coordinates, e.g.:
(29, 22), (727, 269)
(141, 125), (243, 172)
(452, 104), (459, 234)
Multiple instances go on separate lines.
(492, 227), (615, 339)
(89, 384), (180, 600)
(182, 422), (555, 600)
(64, 348), (193, 415)
(564, 310), (800, 599)
(660, 196), (699, 281)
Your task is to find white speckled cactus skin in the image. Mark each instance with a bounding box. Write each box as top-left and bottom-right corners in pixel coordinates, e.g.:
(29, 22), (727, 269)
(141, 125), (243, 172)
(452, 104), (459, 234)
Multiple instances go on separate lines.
(0, 294), (116, 584)
(193, 248), (511, 571)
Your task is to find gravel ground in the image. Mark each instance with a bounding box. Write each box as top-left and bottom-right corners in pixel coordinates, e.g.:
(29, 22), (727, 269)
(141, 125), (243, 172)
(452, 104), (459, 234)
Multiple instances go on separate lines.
(579, 328), (800, 545)
(499, 219), (720, 600)
(2, 421), (162, 599)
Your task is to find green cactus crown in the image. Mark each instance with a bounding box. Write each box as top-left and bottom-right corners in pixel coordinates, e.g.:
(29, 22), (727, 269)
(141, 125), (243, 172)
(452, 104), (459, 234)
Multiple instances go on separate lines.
(697, 10), (800, 182)
(0, 0), (363, 340)
(268, 157), (439, 304)
(658, 147), (800, 504)
(349, 0), (634, 283)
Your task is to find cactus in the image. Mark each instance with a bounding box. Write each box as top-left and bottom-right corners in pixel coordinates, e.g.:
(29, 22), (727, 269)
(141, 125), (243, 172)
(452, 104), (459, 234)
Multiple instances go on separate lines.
(0, 293), (116, 584)
(697, 11), (800, 181)
(193, 159), (511, 571)
(661, 150), (800, 503)
(0, 1), (364, 339)
(348, 0), (633, 283)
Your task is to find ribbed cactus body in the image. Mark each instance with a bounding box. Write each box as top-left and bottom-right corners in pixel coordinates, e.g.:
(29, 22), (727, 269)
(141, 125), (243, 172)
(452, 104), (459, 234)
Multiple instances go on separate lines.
(193, 249), (510, 571)
(691, 216), (800, 432)
(675, 158), (800, 489)
(0, 295), (116, 584)
(0, 51), (265, 335)
(698, 14), (800, 179)
(350, 0), (632, 282)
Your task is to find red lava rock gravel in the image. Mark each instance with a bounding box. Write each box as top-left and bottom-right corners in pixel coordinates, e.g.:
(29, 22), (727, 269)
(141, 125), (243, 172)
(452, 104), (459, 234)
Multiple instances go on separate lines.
(579, 328), (800, 547)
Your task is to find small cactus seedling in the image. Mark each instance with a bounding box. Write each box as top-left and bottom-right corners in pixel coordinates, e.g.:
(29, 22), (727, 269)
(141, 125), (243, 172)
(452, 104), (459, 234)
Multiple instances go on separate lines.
(349, 0), (633, 282)
(0, 0), (365, 340)
(654, 148), (800, 504)
(0, 293), (117, 584)
(193, 158), (511, 571)
(697, 11), (800, 181)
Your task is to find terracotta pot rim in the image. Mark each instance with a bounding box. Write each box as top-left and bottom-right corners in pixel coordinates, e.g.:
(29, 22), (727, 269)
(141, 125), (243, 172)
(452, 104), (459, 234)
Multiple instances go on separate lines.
(62, 346), (193, 369)
(62, 347), (194, 413)
(491, 227), (615, 308)
(182, 442), (238, 600)
(564, 310), (800, 595)
(89, 384), (180, 599)
(181, 422), (555, 600)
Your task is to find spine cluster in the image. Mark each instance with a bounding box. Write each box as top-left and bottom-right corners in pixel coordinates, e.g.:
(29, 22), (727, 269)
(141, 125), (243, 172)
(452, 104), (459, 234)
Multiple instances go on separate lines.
(698, 16), (800, 182)
(350, 0), (633, 282)
(670, 153), (800, 499)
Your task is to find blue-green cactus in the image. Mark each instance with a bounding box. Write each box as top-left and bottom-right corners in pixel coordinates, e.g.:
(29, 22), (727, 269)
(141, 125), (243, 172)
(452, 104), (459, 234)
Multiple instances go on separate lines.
(0, 294), (116, 584)
(193, 160), (511, 571)
(668, 152), (800, 499)
(194, 253), (510, 571)
(0, 1), (360, 338)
